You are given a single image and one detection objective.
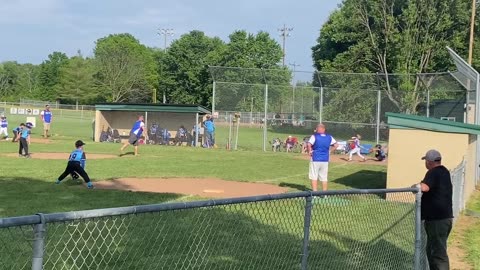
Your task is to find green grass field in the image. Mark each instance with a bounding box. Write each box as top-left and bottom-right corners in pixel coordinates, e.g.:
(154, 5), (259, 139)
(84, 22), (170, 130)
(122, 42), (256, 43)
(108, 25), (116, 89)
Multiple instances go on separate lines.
(0, 112), (421, 269)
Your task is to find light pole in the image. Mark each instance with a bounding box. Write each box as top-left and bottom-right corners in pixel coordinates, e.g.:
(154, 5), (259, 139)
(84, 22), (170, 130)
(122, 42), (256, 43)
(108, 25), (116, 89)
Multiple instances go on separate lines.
(278, 24), (293, 66)
(289, 62), (300, 113)
(158, 28), (174, 52)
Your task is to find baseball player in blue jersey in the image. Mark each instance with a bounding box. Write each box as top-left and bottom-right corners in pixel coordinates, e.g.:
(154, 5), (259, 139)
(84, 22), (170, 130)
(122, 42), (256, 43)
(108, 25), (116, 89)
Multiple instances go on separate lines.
(17, 123), (32, 158)
(307, 123), (338, 193)
(12, 124), (22, 143)
(55, 140), (93, 189)
(0, 115), (8, 140)
(120, 115), (146, 156)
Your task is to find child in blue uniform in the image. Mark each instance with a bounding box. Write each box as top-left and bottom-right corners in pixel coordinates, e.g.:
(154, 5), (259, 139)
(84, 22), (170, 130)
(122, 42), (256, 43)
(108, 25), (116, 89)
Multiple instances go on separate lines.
(12, 124), (22, 143)
(55, 140), (94, 189)
(17, 123), (32, 158)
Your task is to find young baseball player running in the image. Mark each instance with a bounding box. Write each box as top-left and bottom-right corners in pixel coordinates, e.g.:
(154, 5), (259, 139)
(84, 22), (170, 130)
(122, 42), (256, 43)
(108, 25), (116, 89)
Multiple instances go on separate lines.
(55, 140), (94, 189)
(348, 134), (366, 162)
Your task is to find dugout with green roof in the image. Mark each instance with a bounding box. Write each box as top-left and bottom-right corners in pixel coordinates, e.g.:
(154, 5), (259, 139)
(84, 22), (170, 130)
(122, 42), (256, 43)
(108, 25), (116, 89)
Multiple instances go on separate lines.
(94, 103), (211, 144)
(386, 112), (479, 203)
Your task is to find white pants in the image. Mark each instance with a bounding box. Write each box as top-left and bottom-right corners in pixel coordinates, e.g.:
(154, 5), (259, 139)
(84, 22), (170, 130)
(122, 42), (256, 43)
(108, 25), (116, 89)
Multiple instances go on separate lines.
(0, 127), (8, 137)
(349, 148), (364, 160)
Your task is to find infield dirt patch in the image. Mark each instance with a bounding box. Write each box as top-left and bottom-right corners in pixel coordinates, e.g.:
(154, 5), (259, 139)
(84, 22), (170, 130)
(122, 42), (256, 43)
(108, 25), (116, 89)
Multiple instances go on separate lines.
(3, 152), (117, 160)
(95, 178), (290, 198)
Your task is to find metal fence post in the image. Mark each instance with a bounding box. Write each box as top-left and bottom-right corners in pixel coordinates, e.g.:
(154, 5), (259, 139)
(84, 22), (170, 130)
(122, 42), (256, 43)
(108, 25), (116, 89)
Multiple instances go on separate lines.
(263, 84), (268, 152)
(212, 81), (216, 114)
(301, 195), (313, 270)
(413, 185), (422, 270)
(376, 89), (381, 144)
(32, 213), (46, 270)
(319, 87), (324, 123)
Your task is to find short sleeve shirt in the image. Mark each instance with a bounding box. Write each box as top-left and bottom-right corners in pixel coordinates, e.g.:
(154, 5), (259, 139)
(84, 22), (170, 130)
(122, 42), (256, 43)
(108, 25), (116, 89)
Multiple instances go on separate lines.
(421, 165), (453, 220)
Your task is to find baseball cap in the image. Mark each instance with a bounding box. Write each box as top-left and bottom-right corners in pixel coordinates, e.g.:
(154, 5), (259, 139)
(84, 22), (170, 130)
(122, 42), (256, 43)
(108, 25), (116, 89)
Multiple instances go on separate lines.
(421, 149), (442, 162)
(75, 140), (86, 147)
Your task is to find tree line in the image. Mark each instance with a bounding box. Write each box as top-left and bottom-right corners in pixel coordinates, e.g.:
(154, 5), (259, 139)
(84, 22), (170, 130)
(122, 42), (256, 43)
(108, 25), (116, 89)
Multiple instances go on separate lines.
(0, 30), (287, 108)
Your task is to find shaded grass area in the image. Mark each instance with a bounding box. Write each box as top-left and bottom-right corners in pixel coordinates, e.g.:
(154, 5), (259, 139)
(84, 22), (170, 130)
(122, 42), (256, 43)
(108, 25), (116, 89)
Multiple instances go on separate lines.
(0, 178), (415, 270)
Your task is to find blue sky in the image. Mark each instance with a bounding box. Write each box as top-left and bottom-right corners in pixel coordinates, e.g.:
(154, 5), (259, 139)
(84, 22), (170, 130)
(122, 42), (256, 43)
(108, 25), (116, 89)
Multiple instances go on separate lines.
(0, 0), (342, 79)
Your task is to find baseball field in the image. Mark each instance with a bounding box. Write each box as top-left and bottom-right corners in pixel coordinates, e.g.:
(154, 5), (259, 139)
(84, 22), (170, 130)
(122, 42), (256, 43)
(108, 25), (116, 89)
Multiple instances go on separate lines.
(0, 111), (478, 269)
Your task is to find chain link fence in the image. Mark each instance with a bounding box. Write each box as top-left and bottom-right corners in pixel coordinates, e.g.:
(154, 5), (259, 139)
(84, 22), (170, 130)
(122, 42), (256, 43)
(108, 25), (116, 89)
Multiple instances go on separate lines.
(0, 188), (423, 270)
(451, 159), (467, 221)
(209, 67), (469, 151)
(0, 100), (95, 121)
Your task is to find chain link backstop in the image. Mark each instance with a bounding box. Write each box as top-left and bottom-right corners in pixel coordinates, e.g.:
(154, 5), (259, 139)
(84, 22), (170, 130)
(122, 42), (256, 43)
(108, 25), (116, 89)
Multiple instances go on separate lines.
(0, 188), (423, 270)
(209, 53), (474, 151)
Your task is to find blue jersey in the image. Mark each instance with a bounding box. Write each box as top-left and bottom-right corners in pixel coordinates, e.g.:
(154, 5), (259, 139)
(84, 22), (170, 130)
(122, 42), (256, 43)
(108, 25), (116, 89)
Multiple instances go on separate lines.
(13, 126), (21, 132)
(308, 133), (336, 162)
(20, 128), (30, 139)
(69, 149), (86, 168)
(131, 120), (144, 137)
(203, 120), (215, 133)
(0, 119), (7, 128)
(41, 110), (52, 123)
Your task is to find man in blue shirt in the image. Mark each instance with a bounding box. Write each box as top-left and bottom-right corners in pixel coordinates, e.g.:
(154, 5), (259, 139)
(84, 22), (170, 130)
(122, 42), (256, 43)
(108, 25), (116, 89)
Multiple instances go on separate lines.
(16, 122), (32, 158)
(120, 115), (146, 156)
(307, 123), (338, 193)
(203, 114), (215, 148)
(55, 140), (93, 189)
(40, 104), (53, 138)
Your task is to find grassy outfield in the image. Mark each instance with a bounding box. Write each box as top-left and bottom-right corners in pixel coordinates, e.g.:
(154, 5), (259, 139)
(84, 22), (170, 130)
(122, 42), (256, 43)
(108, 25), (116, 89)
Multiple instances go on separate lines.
(463, 192), (480, 268)
(0, 112), (418, 269)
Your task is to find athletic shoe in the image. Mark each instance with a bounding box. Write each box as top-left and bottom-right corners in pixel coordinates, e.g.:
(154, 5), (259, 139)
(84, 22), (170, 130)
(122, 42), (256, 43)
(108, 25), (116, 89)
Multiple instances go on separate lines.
(55, 180), (61, 184)
(87, 182), (94, 189)
(18, 154), (23, 158)
(25, 155), (31, 159)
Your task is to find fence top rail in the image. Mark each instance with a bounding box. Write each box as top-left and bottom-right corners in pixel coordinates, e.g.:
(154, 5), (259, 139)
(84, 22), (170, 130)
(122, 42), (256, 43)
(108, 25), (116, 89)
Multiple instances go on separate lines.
(0, 188), (419, 228)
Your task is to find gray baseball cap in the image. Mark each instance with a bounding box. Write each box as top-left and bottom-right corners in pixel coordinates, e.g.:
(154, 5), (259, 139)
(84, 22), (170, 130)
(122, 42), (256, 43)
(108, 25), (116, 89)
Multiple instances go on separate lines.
(421, 149), (442, 162)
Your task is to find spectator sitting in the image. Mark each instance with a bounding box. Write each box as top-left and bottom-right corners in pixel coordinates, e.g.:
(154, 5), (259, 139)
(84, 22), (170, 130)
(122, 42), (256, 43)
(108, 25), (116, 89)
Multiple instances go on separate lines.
(285, 135), (298, 152)
(175, 125), (188, 146)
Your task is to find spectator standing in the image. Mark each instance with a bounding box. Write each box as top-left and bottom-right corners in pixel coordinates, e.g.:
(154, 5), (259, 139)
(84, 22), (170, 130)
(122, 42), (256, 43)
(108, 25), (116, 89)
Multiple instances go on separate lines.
(40, 105), (53, 138)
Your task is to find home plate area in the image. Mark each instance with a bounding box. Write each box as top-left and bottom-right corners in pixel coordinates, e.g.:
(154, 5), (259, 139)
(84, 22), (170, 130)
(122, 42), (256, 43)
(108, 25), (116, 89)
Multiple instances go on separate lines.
(94, 178), (290, 198)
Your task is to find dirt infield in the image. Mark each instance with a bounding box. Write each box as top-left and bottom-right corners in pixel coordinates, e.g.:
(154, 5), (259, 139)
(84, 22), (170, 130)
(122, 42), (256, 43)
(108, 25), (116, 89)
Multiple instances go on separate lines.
(0, 138), (52, 144)
(296, 154), (387, 166)
(95, 178), (290, 198)
(3, 152), (117, 160)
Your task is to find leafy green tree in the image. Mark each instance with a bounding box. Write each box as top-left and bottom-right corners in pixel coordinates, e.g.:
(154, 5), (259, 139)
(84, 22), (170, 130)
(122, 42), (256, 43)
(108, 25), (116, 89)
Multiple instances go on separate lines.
(38, 52), (69, 101)
(162, 30), (225, 106)
(0, 62), (21, 101)
(56, 51), (96, 107)
(312, 0), (474, 121)
(94, 33), (158, 102)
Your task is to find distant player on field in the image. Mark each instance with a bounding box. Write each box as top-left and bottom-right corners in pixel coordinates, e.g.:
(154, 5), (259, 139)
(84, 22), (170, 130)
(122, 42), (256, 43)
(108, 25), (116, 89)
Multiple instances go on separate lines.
(348, 134), (366, 162)
(0, 115), (8, 140)
(120, 115), (146, 156)
(40, 104), (53, 138)
(55, 140), (94, 189)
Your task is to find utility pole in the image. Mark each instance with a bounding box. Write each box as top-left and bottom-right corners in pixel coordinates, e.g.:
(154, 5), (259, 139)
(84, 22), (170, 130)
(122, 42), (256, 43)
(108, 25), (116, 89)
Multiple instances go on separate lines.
(278, 24), (293, 66)
(468, 0), (477, 65)
(289, 62), (300, 114)
(158, 28), (174, 52)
